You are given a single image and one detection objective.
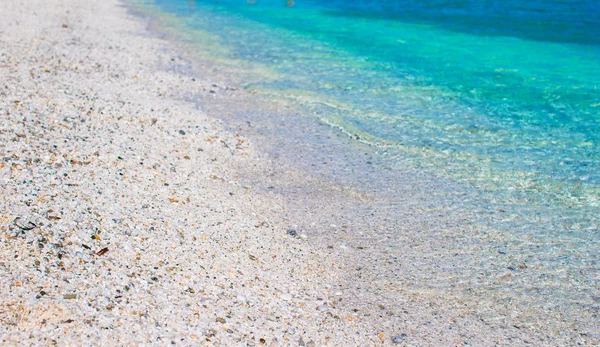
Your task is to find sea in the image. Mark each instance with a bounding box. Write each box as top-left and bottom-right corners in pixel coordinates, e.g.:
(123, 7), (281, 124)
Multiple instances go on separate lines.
(130, 0), (600, 341)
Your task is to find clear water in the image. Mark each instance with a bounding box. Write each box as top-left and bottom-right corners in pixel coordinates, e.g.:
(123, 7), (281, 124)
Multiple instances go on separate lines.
(131, 0), (600, 337)
(139, 0), (600, 254)
(141, 0), (600, 213)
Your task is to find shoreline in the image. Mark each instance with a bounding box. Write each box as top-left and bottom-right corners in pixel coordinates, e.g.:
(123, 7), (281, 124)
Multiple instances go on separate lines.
(1, 0), (598, 345)
(124, 1), (600, 345)
(130, 2), (599, 345)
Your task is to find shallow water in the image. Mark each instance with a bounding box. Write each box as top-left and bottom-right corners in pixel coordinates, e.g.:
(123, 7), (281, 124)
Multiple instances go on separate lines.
(146, 0), (600, 210)
(130, 0), (600, 341)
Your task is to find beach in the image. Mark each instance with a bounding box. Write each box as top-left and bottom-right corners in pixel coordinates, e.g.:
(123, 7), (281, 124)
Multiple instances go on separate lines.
(1, 0), (598, 345)
(0, 0), (357, 344)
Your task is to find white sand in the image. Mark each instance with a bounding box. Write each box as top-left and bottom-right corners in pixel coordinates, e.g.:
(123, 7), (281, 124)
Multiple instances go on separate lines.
(0, 0), (374, 345)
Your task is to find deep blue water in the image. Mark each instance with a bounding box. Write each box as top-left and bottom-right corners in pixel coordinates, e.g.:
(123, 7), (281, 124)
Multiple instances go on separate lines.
(140, 0), (600, 222)
(317, 0), (600, 45)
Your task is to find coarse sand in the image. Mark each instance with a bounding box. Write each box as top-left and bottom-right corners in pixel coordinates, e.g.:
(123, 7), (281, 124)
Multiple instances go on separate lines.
(0, 0), (365, 345)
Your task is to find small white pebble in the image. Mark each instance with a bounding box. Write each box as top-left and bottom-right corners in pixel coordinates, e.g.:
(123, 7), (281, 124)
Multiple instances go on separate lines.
(280, 293), (292, 301)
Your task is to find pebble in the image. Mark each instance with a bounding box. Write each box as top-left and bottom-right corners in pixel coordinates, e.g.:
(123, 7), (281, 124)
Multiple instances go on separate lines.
(280, 293), (292, 301)
(178, 130), (186, 135)
(392, 334), (408, 344)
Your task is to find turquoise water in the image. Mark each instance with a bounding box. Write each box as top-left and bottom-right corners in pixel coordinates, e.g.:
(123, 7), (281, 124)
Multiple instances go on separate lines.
(130, 0), (600, 336)
(141, 1), (600, 224)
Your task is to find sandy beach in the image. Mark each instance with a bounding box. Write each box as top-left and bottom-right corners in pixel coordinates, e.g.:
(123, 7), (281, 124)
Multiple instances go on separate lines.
(1, 0), (598, 345)
(0, 0), (364, 344)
